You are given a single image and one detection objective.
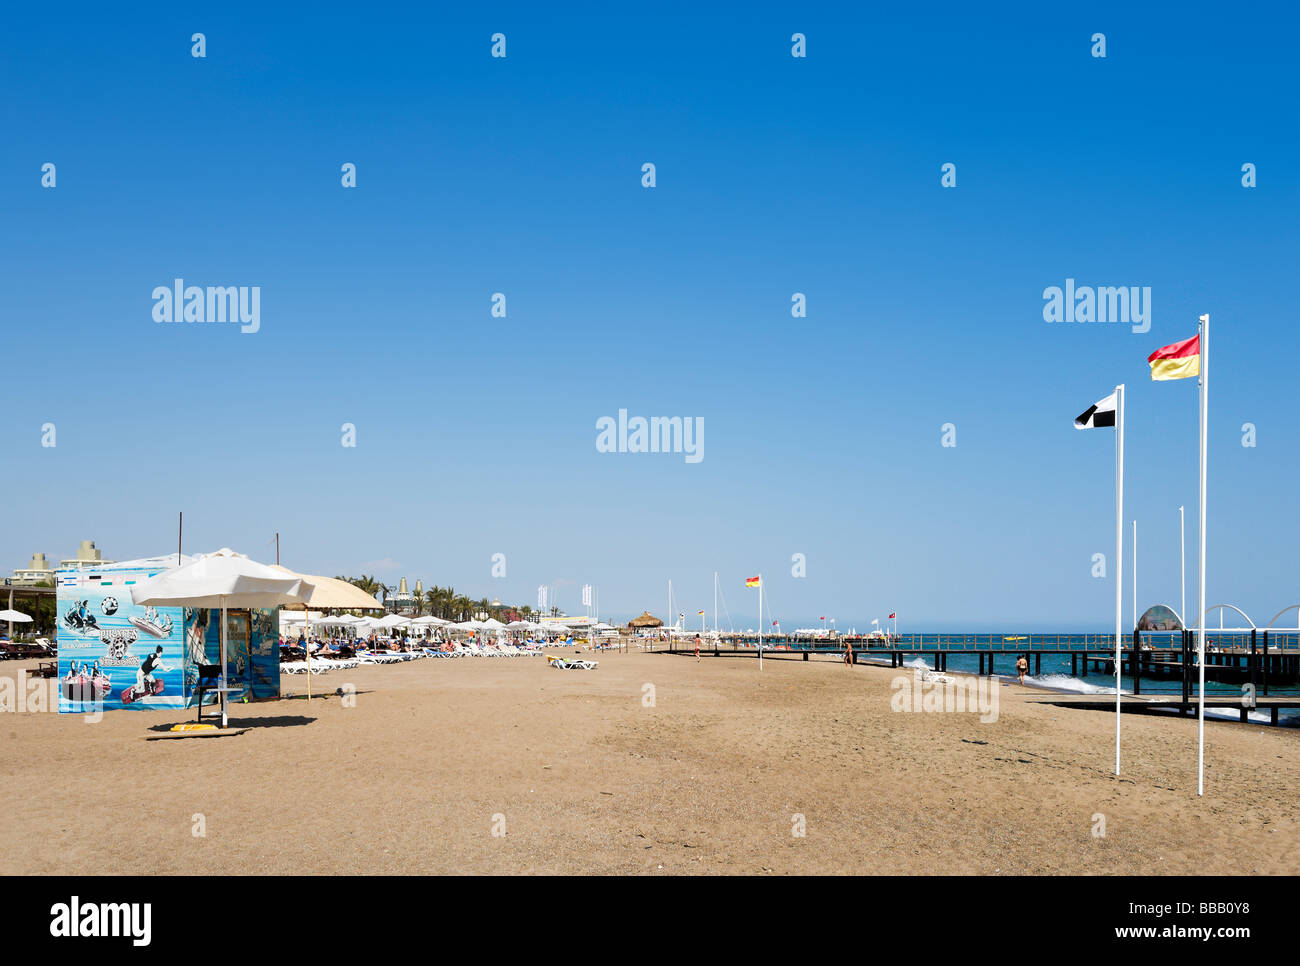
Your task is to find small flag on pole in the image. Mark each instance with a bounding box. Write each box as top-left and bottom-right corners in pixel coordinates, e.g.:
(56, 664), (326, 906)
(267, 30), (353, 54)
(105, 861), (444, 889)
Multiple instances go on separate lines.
(697, 610), (704, 616)
(888, 612), (896, 619)
(1147, 334), (1200, 381)
(772, 620), (778, 626)
(1075, 391), (1118, 429)
(745, 576), (761, 588)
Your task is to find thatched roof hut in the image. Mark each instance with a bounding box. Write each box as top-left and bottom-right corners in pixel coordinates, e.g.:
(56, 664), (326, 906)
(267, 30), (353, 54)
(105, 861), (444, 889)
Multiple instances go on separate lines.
(627, 611), (663, 629)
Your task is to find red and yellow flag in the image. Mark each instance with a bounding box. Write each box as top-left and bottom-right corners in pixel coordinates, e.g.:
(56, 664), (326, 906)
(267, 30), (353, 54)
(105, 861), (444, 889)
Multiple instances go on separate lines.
(1148, 334), (1200, 381)
(745, 576), (761, 588)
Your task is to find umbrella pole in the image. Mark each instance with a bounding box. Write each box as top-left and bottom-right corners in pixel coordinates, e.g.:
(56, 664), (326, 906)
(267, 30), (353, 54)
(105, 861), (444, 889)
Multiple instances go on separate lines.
(220, 602), (228, 728)
(306, 611), (312, 701)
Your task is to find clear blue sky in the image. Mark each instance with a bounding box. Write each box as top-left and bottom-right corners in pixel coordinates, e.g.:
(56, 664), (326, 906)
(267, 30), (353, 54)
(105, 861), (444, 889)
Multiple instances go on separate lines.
(2, 3), (1296, 630)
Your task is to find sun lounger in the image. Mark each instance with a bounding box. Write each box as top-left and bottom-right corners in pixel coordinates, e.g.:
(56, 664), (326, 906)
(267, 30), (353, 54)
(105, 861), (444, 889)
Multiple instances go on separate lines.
(546, 655), (598, 670)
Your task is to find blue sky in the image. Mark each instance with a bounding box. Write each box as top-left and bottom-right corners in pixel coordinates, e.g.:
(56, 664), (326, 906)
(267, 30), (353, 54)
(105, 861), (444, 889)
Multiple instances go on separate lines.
(2, 3), (1297, 630)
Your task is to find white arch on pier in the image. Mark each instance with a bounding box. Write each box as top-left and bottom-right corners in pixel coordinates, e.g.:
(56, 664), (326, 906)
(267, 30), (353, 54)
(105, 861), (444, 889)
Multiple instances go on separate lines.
(1263, 605), (1300, 632)
(1190, 603), (1256, 631)
(1141, 602), (1185, 629)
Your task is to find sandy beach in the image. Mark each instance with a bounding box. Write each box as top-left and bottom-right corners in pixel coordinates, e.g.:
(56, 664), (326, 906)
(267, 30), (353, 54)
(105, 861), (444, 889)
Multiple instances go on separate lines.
(1, 650), (1294, 875)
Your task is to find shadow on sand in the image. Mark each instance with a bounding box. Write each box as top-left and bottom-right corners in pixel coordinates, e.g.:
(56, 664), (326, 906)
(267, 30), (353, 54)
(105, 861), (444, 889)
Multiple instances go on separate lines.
(146, 714), (317, 734)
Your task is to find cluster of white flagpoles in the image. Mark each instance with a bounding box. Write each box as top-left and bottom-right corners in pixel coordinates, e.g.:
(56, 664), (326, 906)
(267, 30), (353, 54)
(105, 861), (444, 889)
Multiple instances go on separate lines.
(1101, 314), (1209, 795)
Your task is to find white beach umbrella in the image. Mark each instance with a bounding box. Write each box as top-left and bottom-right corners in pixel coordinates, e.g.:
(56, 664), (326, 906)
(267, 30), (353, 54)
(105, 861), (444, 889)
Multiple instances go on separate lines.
(0, 608), (32, 640)
(410, 616), (450, 637)
(130, 548), (312, 726)
(375, 614), (410, 629)
(481, 617), (506, 629)
(315, 614), (359, 628)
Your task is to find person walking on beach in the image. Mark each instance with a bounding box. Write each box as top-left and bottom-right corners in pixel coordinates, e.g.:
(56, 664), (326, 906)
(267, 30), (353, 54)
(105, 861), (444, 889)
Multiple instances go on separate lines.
(1016, 654), (1029, 685)
(694, 634), (701, 662)
(843, 639), (853, 666)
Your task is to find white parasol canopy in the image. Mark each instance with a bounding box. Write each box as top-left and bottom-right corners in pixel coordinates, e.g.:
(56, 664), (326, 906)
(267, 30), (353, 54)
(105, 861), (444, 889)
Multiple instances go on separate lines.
(315, 614), (361, 627)
(131, 548), (312, 610)
(375, 614), (411, 629)
(130, 548), (312, 726)
(0, 609), (33, 622)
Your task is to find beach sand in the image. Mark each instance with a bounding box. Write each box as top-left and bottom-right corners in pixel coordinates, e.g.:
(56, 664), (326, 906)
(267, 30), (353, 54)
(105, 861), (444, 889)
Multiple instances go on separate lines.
(0, 650), (1294, 875)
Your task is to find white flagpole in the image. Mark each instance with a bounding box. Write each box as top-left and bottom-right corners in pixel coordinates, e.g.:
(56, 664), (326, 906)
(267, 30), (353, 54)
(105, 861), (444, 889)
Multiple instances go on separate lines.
(1197, 314), (1209, 796)
(1114, 383), (1125, 775)
(758, 576), (763, 670)
(1132, 520), (1138, 630)
(1180, 506), (1186, 629)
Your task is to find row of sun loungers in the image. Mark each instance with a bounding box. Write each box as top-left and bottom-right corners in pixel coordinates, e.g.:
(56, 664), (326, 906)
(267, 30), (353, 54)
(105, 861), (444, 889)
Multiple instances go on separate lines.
(279, 640), (557, 674)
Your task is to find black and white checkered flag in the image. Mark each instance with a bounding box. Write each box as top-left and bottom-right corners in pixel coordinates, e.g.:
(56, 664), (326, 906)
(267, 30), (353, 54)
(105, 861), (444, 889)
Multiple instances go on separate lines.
(1074, 391), (1118, 429)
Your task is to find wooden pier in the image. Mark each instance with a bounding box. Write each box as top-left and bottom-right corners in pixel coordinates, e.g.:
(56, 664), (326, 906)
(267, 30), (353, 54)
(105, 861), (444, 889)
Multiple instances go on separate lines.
(1023, 692), (1300, 726)
(663, 628), (1300, 700)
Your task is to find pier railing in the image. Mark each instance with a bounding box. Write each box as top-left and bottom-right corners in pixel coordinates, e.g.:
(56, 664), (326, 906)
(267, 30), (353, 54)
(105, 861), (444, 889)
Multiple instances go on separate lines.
(715, 632), (1299, 651)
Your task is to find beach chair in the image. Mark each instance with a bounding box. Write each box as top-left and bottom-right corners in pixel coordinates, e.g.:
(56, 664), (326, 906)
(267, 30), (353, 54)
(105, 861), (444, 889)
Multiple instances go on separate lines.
(920, 668), (955, 685)
(546, 655), (598, 670)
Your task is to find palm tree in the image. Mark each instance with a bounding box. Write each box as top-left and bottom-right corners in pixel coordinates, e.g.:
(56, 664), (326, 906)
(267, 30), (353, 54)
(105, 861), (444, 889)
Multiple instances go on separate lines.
(454, 595), (472, 621)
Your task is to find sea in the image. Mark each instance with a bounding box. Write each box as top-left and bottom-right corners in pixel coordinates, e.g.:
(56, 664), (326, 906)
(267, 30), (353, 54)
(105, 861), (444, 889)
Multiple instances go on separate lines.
(739, 631), (1300, 726)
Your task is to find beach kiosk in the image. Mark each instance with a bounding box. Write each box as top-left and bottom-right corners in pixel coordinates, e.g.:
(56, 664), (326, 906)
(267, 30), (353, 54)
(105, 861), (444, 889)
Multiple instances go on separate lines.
(56, 553), (285, 715)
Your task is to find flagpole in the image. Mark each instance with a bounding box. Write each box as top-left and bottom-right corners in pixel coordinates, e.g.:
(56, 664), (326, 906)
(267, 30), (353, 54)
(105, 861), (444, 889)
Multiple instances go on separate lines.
(1180, 506), (1186, 629)
(1197, 314), (1209, 796)
(1114, 383), (1125, 775)
(1132, 520), (1138, 631)
(758, 576), (763, 670)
